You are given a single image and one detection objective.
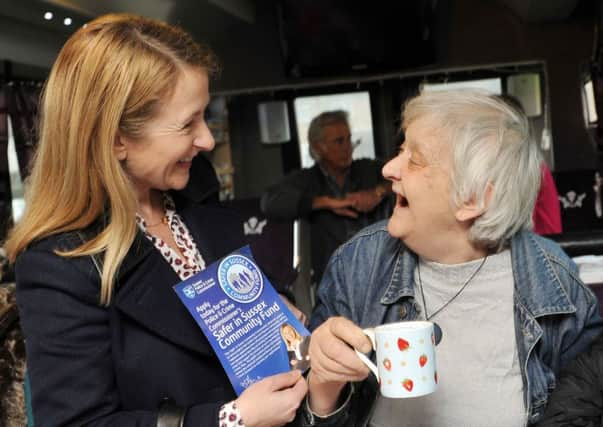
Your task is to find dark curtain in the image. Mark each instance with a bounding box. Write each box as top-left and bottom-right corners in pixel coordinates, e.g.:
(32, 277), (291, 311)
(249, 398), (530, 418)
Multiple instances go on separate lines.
(0, 81), (42, 241)
(5, 82), (41, 180)
(0, 84), (11, 241)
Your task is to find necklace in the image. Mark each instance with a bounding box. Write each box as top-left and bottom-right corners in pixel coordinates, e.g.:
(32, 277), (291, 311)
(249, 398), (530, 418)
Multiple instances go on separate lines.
(417, 254), (488, 345)
(143, 213), (168, 228)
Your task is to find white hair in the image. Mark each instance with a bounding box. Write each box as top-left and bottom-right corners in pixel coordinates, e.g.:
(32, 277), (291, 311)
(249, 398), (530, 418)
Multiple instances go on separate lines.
(307, 110), (349, 161)
(402, 90), (542, 248)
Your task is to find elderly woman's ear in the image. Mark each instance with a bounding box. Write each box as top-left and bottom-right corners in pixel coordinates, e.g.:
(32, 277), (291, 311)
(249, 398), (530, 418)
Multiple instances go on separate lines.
(455, 184), (494, 222)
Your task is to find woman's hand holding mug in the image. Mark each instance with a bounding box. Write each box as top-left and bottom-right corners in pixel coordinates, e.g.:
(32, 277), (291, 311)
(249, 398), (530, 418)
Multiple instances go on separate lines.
(306, 317), (372, 415)
(307, 318), (439, 417)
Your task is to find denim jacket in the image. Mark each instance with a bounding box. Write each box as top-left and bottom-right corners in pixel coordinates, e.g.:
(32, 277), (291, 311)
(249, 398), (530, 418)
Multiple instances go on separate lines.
(301, 221), (603, 427)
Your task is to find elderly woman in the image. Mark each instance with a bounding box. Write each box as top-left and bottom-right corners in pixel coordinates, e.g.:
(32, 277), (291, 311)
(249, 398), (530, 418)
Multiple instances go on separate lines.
(299, 90), (603, 426)
(5, 14), (306, 427)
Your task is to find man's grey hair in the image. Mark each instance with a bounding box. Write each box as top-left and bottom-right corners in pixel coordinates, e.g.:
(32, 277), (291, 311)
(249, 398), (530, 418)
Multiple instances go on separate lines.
(307, 110), (350, 161)
(402, 89), (542, 248)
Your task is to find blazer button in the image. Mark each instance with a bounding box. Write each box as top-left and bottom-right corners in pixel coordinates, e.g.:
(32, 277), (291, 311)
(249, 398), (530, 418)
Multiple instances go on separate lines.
(398, 305), (407, 319)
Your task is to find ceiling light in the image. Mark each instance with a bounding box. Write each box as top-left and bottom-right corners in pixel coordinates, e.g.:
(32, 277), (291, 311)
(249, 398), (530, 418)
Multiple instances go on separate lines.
(63, 17), (72, 26)
(44, 12), (53, 20)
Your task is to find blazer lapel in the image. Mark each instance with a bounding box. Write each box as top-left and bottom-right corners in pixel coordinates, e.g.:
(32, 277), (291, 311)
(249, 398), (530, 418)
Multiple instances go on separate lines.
(113, 230), (216, 358)
(179, 207), (219, 263)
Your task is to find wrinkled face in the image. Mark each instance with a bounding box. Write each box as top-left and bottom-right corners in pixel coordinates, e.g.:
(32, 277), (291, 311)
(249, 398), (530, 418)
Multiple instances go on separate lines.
(116, 65), (214, 197)
(314, 122), (353, 172)
(382, 117), (462, 255)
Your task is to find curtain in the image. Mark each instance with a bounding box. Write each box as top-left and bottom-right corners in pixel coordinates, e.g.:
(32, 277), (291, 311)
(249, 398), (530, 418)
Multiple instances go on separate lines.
(0, 83), (11, 241)
(0, 80), (42, 241)
(5, 82), (41, 180)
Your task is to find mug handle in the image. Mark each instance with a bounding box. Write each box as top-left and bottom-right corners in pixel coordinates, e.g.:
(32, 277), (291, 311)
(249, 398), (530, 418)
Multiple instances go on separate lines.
(354, 328), (379, 380)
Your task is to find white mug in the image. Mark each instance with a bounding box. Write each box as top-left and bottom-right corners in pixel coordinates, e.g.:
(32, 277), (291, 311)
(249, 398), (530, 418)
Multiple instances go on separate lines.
(355, 321), (438, 398)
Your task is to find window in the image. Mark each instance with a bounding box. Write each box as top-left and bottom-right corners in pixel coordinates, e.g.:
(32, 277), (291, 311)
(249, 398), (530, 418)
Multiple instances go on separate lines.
(7, 116), (25, 222)
(582, 79), (598, 125)
(293, 92), (375, 168)
(421, 77), (502, 94)
(506, 73), (542, 117)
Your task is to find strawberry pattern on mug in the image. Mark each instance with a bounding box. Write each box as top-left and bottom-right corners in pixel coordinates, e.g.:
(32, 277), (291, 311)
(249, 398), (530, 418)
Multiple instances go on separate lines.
(419, 354), (428, 367)
(375, 330), (437, 397)
(397, 337), (410, 351)
(383, 358), (392, 371)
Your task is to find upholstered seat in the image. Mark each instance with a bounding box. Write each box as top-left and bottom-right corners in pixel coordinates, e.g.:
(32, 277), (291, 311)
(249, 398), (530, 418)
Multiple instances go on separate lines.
(0, 282), (27, 427)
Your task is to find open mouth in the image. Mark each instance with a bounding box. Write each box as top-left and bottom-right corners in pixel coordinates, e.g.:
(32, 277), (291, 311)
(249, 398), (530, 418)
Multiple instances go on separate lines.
(398, 195), (409, 208)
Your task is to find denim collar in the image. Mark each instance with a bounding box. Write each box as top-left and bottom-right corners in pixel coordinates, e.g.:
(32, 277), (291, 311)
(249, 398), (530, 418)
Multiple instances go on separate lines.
(380, 242), (416, 305)
(378, 230), (576, 316)
(510, 230), (576, 316)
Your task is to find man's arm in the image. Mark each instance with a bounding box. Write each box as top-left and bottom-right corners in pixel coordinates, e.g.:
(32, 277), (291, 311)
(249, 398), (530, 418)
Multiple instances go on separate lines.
(260, 169), (315, 220)
(260, 169), (358, 220)
(311, 196), (359, 218)
(344, 158), (392, 214)
(346, 181), (392, 213)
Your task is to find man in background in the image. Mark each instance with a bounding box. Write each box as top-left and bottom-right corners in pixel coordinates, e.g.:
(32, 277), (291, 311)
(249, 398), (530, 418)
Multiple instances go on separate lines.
(260, 110), (392, 285)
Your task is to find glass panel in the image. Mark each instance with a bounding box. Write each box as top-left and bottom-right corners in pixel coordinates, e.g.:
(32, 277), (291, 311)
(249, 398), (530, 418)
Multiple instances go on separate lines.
(7, 116), (25, 222)
(421, 77), (502, 94)
(293, 92), (375, 168)
(583, 79), (598, 124)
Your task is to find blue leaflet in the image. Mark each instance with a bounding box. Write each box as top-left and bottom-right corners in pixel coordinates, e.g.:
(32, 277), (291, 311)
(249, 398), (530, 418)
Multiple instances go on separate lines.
(173, 245), (309, 395)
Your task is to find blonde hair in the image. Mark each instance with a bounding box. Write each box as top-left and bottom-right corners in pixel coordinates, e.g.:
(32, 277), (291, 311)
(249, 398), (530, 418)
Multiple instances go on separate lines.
(402, 90), (541, 248)
(4, 14), (219, 305)
(280, 323), (302, 350)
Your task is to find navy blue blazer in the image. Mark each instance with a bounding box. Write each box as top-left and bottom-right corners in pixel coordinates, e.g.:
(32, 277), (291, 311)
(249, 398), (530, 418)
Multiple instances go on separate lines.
(16, 202), (286, 426)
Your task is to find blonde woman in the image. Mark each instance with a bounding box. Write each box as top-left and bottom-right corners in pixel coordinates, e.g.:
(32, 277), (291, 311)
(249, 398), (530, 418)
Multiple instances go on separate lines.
(5, 14), (306, 427)
(280, 323), (310, 373)
(280, 323), (303, 359)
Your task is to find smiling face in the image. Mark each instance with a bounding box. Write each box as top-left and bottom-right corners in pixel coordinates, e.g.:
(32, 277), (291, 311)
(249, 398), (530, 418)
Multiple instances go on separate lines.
(382, 117), (473, 260)
(115, 65), (214, 198)
(282, 325), (298, 343)
(281, 324), (301, 349)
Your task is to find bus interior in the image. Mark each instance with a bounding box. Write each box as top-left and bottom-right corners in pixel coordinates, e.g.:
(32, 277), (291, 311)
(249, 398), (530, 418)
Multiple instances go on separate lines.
(2, 0), (603, 313)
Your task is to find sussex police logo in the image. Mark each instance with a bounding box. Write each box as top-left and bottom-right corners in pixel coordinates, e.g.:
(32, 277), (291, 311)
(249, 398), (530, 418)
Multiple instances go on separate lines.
(218, 254), (263, 303)
(182, 284), (196, 299)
